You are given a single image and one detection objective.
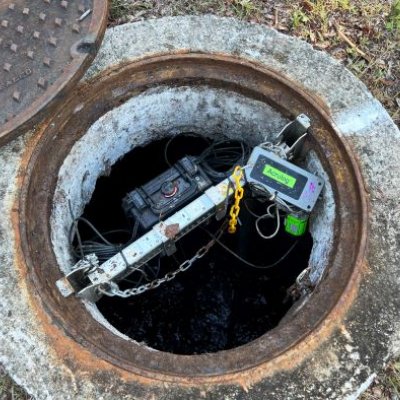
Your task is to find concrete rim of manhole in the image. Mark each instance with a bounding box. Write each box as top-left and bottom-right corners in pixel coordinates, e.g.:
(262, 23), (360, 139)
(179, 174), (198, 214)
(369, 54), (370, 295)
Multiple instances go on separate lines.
(1, 16), (400, 400)
(19, 52), (367, 379)
(0, 0), (108, 146)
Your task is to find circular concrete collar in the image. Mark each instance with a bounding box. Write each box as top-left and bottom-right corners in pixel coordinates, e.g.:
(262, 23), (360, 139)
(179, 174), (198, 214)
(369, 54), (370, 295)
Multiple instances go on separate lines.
(1, 16), (400, 400)
(0, 0), (108, 145)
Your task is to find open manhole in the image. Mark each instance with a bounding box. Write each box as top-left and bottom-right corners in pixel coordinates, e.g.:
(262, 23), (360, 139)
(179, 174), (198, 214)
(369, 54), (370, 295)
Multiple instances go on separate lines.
(81, 134), (314, 355)
(18, 53), (366, 380)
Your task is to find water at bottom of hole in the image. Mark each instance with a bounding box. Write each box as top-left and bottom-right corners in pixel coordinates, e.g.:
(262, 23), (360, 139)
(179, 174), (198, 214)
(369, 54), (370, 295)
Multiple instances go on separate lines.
(97, 217), (312, 355)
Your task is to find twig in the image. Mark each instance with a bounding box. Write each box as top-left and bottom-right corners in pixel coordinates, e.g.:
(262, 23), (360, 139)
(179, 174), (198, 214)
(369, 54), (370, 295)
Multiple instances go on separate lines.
(78, 9), (92, 21)
(334, 22), (371, 62)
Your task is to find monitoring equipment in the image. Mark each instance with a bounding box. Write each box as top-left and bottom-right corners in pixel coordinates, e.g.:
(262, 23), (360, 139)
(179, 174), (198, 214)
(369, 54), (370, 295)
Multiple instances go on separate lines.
(56, 177), (238, 301)
(56, 114), (325, 300)
(245, 146), (324, 212)
(284, 211), (309, 237)
(122, 156), (212, 230)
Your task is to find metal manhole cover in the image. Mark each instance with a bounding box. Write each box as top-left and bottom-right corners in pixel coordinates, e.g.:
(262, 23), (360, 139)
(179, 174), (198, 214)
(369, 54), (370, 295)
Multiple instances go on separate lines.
(0, 0), (108, 145)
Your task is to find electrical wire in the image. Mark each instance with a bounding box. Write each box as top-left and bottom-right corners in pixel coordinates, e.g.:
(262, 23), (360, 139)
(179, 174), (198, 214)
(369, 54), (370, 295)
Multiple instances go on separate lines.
(286, 131), (309, 155)
(164, 132), (211, 167)
(248, 182), (295, 214)
(259, 141), (287, 159)
(244, 181), (296, 241)
(202, 226), (298, 270)
(255, 204), (281, 240)
(164, 132), (250, 183)
(68, 199), (165, 285)
(258, 121), (291, 150)
(68, 201), (84, 259)
(197, 140), (250, 182)
(69, 211), (138, 263)
(257, 121), (295, 159)
(67, 126), (305, 284)
(243, 196), (271, 218)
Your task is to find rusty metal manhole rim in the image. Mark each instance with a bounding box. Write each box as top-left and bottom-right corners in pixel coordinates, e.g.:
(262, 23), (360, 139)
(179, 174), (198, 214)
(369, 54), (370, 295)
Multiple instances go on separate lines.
(16, 53), (367, 384)
(0, 0), (108, 146)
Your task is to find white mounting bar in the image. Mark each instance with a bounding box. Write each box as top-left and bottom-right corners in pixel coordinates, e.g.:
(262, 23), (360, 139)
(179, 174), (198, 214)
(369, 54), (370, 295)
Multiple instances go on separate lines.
(56, 176), (241, 301)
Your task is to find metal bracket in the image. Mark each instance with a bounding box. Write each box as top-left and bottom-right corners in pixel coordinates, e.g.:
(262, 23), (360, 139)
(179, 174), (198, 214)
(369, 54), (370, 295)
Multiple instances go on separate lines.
(56, 176), (242, 301)
(277, 114), (311, 158)
(55, 254), (99, 297)
(163, 240), (177, 256)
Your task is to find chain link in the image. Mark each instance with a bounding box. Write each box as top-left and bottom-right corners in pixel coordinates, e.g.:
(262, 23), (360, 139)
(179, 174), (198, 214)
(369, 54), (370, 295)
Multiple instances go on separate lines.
(99, 233), (221, 299)
(228, 166), (244, 234)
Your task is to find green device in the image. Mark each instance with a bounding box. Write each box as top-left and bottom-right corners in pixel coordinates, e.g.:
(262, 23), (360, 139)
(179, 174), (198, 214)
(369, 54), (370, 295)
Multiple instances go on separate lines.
(284, 213), (309, 237)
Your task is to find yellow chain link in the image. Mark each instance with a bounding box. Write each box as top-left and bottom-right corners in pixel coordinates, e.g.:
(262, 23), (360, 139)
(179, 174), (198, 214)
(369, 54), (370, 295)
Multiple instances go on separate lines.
(228, 166), (244, 234)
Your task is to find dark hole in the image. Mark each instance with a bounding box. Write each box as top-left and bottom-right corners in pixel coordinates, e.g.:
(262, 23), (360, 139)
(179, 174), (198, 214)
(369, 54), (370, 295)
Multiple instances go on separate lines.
(79, 134), (313, 355)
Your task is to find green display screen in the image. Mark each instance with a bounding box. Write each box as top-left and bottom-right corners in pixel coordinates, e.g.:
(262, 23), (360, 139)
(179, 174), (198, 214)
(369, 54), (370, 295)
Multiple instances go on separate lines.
(262, 164), (297, 188)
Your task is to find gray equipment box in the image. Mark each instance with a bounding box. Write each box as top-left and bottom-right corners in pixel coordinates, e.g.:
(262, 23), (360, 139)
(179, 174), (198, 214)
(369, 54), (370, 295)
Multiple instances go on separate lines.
(245, 146), (324, 212)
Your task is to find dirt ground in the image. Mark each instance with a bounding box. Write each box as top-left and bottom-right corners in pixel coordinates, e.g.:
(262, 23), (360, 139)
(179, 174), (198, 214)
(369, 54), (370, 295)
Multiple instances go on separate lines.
(1, 0), (399, 399)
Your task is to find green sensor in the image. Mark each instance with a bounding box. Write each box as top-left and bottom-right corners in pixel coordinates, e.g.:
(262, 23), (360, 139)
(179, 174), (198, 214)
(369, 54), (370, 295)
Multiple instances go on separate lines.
(285, 213), (308, 236)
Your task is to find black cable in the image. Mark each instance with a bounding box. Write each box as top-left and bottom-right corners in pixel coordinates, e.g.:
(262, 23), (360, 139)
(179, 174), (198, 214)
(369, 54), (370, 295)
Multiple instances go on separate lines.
(164, 132), (211, 167)
(197, 140), (250, 182)
(243, 197), (270, 219)
(72, 216), (114, 245)
(68, 201), (84, 259)
(164, 133), (250, 182)
(248, 182), (272, 200)
(146, 257), (161, 279)
(68, 207), (164, 284)
(69, 212), (138, 263)
(202, 227), (298, 269)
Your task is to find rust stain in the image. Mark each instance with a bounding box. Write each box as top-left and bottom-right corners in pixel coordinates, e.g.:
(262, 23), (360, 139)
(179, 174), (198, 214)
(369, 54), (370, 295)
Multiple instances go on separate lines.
(164, 223), (180, 239)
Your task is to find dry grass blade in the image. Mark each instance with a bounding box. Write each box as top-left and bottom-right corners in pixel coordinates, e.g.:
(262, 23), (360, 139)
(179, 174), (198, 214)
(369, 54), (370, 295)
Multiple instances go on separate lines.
(333, 22), (371, 62)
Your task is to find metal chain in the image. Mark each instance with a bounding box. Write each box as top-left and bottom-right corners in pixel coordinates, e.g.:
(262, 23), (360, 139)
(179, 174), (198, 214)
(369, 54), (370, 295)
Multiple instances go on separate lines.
(228, 166), (244, 234)
(99, 231), (222, 299)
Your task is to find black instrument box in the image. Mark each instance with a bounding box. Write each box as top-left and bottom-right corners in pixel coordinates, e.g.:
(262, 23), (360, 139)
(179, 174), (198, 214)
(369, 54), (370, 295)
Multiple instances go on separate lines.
(122, 157), (212, 230)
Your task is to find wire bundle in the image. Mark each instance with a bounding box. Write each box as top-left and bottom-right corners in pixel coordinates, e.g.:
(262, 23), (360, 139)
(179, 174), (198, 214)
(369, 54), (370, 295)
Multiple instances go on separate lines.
(244, 182), (294, 241)
(197, 140), (250, 182)
(69, 216), (134, 263)
(164, 133), (250, 183)
(69, 214), (163, 286)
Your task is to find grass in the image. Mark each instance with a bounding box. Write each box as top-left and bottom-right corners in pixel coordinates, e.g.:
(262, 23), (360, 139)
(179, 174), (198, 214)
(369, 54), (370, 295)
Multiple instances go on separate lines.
(0, 367), (32, 400)
(231, 0), (259, 19)
(109, 0), (134, 21)
(361, 361), (400, 399)
(286, 0), (399, 127)
(386, 0), (400, 31)
(293, 0), (356, 33)
(1, 0), (399, 398)
(291, 9), (310, 29)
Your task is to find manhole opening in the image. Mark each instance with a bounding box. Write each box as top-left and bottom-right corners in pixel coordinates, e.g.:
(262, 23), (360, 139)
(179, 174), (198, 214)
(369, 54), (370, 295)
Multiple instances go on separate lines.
(23, 54), (364, 376)
(76, 133), (313, 355)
